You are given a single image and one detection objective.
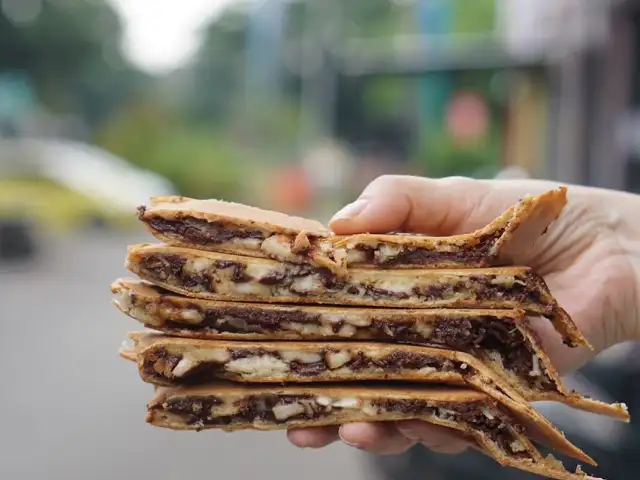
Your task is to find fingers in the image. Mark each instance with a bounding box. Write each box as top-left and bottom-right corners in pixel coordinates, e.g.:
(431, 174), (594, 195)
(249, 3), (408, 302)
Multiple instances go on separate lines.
(396, 420), (469, 454)
(338, 422), (416, 455)
(287, 426), (339, 448)
(329, 175), (492, 235)
(288, 421), (470, 457)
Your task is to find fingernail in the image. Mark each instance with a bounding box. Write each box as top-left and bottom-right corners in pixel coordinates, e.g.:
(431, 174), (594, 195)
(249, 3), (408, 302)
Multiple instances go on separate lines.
(397, 425), (420, 441)
(339, 426), (362, 449)
(332, 199), (368, 222)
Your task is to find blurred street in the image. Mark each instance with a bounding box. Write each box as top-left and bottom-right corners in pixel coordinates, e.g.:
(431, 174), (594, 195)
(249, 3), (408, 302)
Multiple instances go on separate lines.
(0, 232), (370, 480)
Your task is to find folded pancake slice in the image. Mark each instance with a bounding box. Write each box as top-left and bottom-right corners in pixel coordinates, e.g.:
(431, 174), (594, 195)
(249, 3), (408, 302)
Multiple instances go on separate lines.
(137, 188), (566, 272)
(137, 196), (347, 275)
(121, 326), (626, 421)
(335, 187), (567, 269)
(147, 382), (601, 480)
(121, 332), (593, 464)
(124, 244), (588, 348)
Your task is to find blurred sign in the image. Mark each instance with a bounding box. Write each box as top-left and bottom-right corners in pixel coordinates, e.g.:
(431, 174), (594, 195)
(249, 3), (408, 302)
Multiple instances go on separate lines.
(267, 164), (314, 213)
(245, 0), (286, 101)
(446, 90), (490, 146)
(414, 0), (453, 131)
(499, 0), (610, 59)
(0, 73), (35, 123)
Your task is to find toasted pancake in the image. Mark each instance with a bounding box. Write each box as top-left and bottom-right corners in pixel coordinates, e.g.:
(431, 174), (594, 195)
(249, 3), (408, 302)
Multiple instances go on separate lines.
(146, 382), (601, 480)
(120, 328), (626, 421)
(123, 245), (589, 348)
(137, 196), (346, 275)
(138, 188), (566, 271)
(111, 279), (627, 421)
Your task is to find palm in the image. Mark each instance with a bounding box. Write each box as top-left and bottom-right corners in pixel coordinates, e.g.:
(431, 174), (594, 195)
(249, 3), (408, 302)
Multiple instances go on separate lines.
(288, 176), (640, 452)
(444, 180), (637, 373)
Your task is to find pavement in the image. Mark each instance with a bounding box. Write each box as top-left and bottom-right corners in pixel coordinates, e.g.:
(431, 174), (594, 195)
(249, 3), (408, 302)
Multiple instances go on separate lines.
(0, 231), (374, 480)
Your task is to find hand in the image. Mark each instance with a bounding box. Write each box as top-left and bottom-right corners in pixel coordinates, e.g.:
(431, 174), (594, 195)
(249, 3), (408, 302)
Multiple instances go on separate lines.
(287, 175), (640, 455)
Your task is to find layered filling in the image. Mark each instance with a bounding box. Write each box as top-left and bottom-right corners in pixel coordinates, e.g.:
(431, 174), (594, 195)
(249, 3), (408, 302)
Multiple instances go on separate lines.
(138, 208), (339, 267)
(345, 231), (503, 267)
(116, 285), (556, 392)
(428, 318), (554, 391)
(133, 253), (548, 309)
(141, 345), (466, 384)
(155, 394), (530, 457)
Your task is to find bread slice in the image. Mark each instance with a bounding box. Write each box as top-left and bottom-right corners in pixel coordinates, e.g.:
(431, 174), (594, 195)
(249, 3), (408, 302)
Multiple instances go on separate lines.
(123, 244), (589, 348)
(146, 382), (602, 480)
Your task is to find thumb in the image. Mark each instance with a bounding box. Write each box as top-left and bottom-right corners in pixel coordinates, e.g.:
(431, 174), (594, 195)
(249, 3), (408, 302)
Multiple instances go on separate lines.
(329, 175), (492, 235)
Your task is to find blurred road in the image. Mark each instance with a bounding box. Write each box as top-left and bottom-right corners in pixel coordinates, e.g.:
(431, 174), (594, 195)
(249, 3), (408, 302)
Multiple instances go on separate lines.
(0, 231), (372, 480)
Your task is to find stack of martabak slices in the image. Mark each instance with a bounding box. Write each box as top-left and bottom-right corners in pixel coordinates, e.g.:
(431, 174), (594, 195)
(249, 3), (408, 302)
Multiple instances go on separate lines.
(112, 187), (629, 480)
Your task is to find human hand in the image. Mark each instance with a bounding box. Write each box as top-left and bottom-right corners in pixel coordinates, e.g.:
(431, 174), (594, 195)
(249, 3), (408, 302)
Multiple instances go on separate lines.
(287, 175), (640, 455)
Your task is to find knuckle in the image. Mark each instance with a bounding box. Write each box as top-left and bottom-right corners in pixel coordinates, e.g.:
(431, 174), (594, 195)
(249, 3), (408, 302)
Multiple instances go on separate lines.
(362, 175), (416, 196)
(438, 175), (477, 188)
(424, 441), (469, 455)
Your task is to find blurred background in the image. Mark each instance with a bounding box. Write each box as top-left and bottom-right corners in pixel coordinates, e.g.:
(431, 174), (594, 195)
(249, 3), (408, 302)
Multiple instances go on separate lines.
(2, 0), (640, 479)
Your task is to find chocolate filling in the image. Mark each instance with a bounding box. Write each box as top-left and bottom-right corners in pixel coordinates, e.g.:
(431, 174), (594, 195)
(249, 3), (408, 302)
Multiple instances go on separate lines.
(430, 318), (552, 390)
(141, 348), (183, 381)
(372, 399), (526, 457)
(135, 253), (545, 307)
(131, 289), (554, 391)
(133, 294), (554, 391)
(158, 395), (527, 457)
(141, 346), (466, 385)
(162, 393), (314, 427)
(353, 231), (502, 267)
(139, 208), (266, 246)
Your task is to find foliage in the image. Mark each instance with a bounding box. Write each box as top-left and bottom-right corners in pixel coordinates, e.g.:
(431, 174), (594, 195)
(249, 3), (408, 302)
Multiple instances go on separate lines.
(177, 6), (249, 126)
(95, 97), (249, 199)
(1, 0), (506, 197)
(451, 0), (496, 35)
(0, 0), (145, 127)
(415, 130), (500, 179)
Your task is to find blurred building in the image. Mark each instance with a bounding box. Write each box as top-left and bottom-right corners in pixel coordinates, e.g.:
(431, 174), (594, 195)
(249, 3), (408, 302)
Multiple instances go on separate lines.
(275, 0), (640, 193)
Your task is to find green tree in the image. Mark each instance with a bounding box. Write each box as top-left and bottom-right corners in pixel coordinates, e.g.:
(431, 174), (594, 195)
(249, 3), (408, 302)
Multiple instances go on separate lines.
(177, 6), (249, 126)
(0, 0), (148, 128)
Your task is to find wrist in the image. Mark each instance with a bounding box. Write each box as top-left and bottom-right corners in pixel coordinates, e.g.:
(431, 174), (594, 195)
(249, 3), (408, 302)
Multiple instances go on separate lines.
(630, 249), (640, 342)
(613, 190), (640, 343)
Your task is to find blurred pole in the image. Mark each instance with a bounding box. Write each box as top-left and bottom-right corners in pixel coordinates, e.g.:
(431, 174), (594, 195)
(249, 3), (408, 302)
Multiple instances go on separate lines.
(414, 0), (453, 137)
(298, 0), (346, 219)
(244, 0), (286, 107)
(587, 6), (633, 190)
(298, 0), (340, 145)
(552, 53), (587, 184)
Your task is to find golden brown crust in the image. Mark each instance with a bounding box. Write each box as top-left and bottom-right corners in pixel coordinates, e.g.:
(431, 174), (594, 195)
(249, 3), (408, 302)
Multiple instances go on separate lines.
(532, 392), (629, 422)
(144, 196), (329, 237)
(110, 278), (524, 318)
(148, 381), (477, 400)
(141, 189), (567, 271)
